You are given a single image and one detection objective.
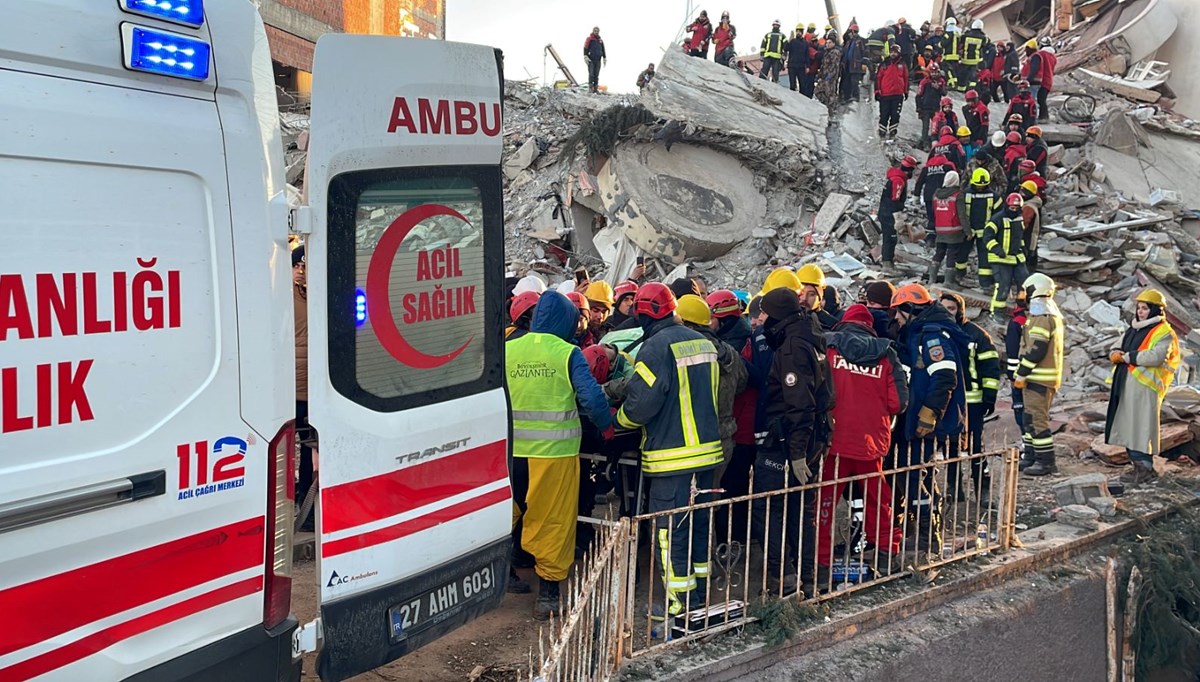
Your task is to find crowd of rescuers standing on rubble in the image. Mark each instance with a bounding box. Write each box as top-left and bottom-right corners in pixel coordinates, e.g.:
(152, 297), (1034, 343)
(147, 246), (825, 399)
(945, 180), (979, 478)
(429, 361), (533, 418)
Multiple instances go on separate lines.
(501, 261), (1181, 620)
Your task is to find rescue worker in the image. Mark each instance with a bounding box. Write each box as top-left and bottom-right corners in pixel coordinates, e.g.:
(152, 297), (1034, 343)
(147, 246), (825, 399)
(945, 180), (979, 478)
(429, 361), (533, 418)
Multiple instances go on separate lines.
(915, 148), (953, 240)
(709, 288), (761, 542)
(751, 288), (834, 596)
(939, 293), (1001, 500)
(890, 283), (968, 555)
(802, 31), (823, 98)
(1019, 179), (1043, 272)
(565, 291), (594, 346)
(932, 125), (967, 172)
(1007, 82), (1037, 133)
(959, 19), (988, 89)
(922, 23), (945, 57)
(984, 194), (1030, 320)
(941, 17), (962, 90)
(914, 44), (939, 83)
(818, 304), (908, 577)
(962, 168), (1000, 294)
(929, 98), (960, 150)
(971, 131), (1009, 195)
(957, 126), (977, 160)
(584, 27), (606, 94)
(1105, 288), (1182, 485)
(875, 49), (909, 141)
(685, 10), (712, 58)
(1022, 39), (1056, 122)
(786, 24), (815, 94)
(508, 290), (541, 340)
(1005, 290), (1028, 431)
(841, 22), (867, 102)
(815, 29), (845, 106)
(915, 66), (948, 148)
(585, 280), (616, 338)
(1024, 125), (1049, 176)
(609, 280), (639, 329)
(879, 155), (919, 269)
(894, 18), (919, 70)
(676, 295), (748, 488)
(798, 263), (838, 329)
(760, 20), (787, 83)
(1012, 273), (1063, 476)
(508, 291), (616, 619)
(1016, 163), (1046, 198)
(864, 280), (897, 339)
(963, 89), (990, 147)
(866, 23), (895, 91)
(976, 61), (994, 105)
(928, 171), (970, 287)
(616, 284), (723, 618)
(636, 63), (656, 89)
(713, 11), (737, 66)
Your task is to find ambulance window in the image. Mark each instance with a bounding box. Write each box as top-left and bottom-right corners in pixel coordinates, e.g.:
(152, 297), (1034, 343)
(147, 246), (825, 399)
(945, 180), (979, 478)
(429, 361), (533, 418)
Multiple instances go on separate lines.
(327, 168), (503, 411)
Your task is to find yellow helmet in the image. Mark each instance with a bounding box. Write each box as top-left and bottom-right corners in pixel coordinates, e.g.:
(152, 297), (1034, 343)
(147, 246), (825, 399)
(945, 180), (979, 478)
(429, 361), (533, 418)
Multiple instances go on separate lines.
(796, 263), (827, 289)
(1020, 180), (1039, 195)
(761, 267), (802, 294)
(1135, 288), (1166, 308)
(971, 168), (991, 186)
(1025, 38), (1039, 50)
(584, 280), (615, 308)
(956, 125), (972, 137)
(676, 294), (712, 326)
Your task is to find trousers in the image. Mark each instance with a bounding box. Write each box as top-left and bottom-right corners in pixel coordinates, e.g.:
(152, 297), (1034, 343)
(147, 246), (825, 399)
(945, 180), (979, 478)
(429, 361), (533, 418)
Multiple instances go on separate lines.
(1021, 383), (1056, 465)
(878, 94), (903, 130)
(512, 456), (580, 582)
(649, 470), (712, 614)
(587, 59), (602, 92)
(990, 261), (1029, 313)
(750, 445), (819, 587)
(946, 402), (990, 498)
(716, 443), (756, 544)
(816, 455), (901, 561)
(880, 210), (898, 262)
(974, 235), (994, 292)
(759, 57), (782, 83)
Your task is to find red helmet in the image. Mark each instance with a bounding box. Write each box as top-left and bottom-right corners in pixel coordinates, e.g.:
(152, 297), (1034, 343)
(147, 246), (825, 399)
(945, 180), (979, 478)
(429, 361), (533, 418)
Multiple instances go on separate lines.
(939, 96), (952, 107)
(706, 289), (742, 318)
(582, 344), (611, 383)
(1006, 131), (1022, 144)
(565, 291), (588, 311)
(509, 291), (540, 323)
(965, 89), (978, 100)
(900, 154), (920, 169)
(1018, 79), (1030, 89)
(1018, 159), (1037, 172)
(939, 125), (954, 137)
(1006, 192), (1024, 207)
(634, 282), (677, 320)
(613, 279), (639, 302)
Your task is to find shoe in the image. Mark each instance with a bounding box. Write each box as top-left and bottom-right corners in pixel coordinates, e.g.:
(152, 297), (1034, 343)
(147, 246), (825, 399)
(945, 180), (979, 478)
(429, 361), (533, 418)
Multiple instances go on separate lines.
(764, 572), (799, 597)
(507, 567), (531, 594)
(1119, 465), (1159, 486)
(533, 579), (561, 621)
(1024, 461), (1058, 477)
(875, 549), (904, 575)
(511, 549), (535, 569)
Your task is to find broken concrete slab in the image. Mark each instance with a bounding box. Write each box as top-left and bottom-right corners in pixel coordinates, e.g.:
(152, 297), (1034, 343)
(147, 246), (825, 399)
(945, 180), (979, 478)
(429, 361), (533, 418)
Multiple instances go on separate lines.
(1037, 124), (1089, 146)
(1053, 473), (1113, 507)
(1094, 112), (1151, 155)
(812, 193), (854, 234)
(1086, 300), (1123, 327)
(1057, 504), (1102, 531)
(597, 143), (767, 263)
(504, 138), (539, 180)
(1087, 496), (1118, 518)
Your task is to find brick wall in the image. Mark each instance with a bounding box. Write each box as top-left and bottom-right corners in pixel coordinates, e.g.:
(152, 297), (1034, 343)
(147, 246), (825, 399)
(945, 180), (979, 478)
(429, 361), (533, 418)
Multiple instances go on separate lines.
(265, 25), (315, 72)
(276, 0), (343, 30)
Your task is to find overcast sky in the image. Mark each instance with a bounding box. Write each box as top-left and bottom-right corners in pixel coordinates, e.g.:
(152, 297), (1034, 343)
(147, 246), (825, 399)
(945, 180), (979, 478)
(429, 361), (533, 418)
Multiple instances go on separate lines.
(446, 0), (937, 93)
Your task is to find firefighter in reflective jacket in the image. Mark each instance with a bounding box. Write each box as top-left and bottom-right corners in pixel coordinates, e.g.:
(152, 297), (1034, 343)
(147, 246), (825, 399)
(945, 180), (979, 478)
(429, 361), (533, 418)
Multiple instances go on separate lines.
(962, 169), (1000, 293)
(959, 20), (988, 89)
(1013, 273), (1064, 476)
(940, 293), (1001, 500)
(984, 194), (1029, 318)
(941, 18), (962, 90)
(508, 291), (616, 619)
(759, 20), (787, 83)
(616, 283), (723, 617)
(891, 283), (969, 555)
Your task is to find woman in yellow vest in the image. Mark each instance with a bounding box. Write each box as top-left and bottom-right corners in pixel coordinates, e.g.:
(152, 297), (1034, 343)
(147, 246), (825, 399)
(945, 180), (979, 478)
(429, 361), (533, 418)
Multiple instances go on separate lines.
(1104, 288), (1181, 485)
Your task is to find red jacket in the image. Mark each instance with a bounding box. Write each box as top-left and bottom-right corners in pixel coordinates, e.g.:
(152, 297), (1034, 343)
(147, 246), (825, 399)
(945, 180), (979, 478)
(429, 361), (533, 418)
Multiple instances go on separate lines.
(686, 19), (711, 52)
(826, 318), (907, 460)
(1040, 50), (1057, 90)
(713, 23), (736, 54)
(1004, 144), (1027, 173)
(876, 61), (909, 97)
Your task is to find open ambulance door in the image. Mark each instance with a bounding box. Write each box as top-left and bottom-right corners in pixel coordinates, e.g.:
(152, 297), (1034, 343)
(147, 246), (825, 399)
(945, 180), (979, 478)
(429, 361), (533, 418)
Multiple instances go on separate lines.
(303, 35), (510, 681)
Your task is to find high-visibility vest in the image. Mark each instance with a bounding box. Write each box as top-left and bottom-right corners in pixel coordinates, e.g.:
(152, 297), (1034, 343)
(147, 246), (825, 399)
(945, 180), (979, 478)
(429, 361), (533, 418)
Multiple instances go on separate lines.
(933, 193), (963, 236)
(507, 333), (583, 458)
(943, 33), (961, 61)
(985, 215), (1026, 265)
(962, 34), (984, 65)
(965, 338), (1000, 404)
(964, 190), (997, 235)
(1109, 320), (1181, 399)
(1019, 311), (1063, 389)
(761, 31), (786, 59)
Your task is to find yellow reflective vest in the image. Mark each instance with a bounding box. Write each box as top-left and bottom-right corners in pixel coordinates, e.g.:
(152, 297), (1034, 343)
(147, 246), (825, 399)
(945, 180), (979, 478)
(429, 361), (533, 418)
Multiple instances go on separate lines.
(1018, 306), (1064, 389)
(507, 333), (583, 458)
(1111, 320), (1181, 399)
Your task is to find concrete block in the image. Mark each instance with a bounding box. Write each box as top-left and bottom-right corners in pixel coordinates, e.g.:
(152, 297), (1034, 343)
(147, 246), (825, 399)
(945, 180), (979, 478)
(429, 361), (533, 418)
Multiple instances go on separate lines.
(1087, 496), (1118, 517)
(1057, 504), (1101, 530)
(1053, 473), (1112, 506)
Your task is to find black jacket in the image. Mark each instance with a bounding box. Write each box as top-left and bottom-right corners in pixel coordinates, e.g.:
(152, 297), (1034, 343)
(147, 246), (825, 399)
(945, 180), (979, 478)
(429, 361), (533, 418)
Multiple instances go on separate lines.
(962, 320), (1001, 406)
(764, 312), (835, 465)
(785, 37), (812, 68)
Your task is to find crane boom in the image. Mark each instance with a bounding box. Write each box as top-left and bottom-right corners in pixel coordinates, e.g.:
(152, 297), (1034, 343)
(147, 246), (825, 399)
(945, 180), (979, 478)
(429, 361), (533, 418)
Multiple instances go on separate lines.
(544, 44), (578, 87)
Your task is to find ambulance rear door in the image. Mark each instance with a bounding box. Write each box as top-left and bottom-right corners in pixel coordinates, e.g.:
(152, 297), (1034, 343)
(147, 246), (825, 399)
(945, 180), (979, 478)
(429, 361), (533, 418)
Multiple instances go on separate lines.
(303, 36), (510, 681)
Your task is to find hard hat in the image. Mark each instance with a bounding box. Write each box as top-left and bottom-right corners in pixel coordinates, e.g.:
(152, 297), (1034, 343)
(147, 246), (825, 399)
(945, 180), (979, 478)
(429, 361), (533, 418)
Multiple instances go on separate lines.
(721, 10), (730, 19)
(1007, 113), (1024, 124)
(582, 344), (611, 383)
(1025, 38), (1039, 50)
(808, 22), (817, 30)
(883, 19), (894, 27)
(971, 19), (984, 30)
(890, 283), (934, 308)
(940, 96), (953, 107)
(901, 154), (920, 169)
(1022, 272), (1055, 298)
(1005, 192), (1024, 207)
(945, 17), (957, 26)
(971, 168), (991, 185)
(762, 266), (802, 294)
(825, 24), (833, 31)
(1135, 288), (1166, 308)
(943, 170), (960, 187)
(585, 280), (615, 308)
(565, 291), (589, 311)
(924, 44), (934, 52)
(1006, 131), (1022, 144)
(676, 294), (712, 327)
(706, 289), (743, 318)
(1020, 180), (1039, 195)
(1039, 36), (1052, 47)
(1018, 159), (1037, 172)
(957, 125), (972, 137)
(965, 89), (978, 100)
(772, 19), (781, 26)
(940, 125), (954, 137)
(509, 291), (540, 322)
(796, 23), (805, 32)
(1018, 79), (1030, 89)
(1025, 125), (1043, 138)
(614, 279), (639, 302)
(796, 263), (827, 289)
(513, 274), (546, 295)
(633, 282), (677, 320)
(991, 130), (1007, 147)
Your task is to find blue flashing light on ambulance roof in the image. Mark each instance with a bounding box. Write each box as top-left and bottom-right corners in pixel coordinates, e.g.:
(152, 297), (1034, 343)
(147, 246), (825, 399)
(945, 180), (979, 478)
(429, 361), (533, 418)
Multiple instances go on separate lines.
(355, 289), (367, 326)
(125, 26), (211, 81)
(119, 0), (205, 27)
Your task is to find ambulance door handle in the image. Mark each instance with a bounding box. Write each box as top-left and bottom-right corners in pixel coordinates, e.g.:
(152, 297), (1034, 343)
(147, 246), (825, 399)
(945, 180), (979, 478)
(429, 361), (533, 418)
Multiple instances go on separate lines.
(0, 470), (166, 534)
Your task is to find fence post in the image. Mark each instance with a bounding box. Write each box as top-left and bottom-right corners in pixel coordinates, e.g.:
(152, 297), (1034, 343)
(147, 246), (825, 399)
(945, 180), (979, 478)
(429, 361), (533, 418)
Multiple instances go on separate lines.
(998, 446), (1020, 550)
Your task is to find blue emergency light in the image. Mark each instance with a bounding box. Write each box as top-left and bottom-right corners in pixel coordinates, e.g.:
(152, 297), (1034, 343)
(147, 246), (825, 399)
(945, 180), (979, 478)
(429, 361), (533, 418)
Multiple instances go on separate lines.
(120, 0), (204, 28)
(355, 290), (368, 327)
(125, 26), (211, 81)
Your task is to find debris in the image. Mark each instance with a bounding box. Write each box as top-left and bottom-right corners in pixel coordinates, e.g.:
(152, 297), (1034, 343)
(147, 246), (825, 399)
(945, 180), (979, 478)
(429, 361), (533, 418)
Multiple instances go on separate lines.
(1086, 300), (1123, 327)
(1053, 473), (1112, 507)
(503, 138), (540, 180)
(812, 193), (854, 234)
(1087, 496), (1119, 518)
(1057, 504), (1102, 530)
(1079, 69), (1165, 104)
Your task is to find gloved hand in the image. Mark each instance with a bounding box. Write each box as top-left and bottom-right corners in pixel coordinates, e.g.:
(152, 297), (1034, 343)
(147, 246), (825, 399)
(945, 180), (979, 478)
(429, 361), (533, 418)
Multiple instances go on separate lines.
(789, 457), (814, 485)
(983, 402), (996, 418)
(601, 425), (615, 441)
(1013, 375), (1027, 390)
(1109, 350), (1125, 364)
(915, 406), (938, 438)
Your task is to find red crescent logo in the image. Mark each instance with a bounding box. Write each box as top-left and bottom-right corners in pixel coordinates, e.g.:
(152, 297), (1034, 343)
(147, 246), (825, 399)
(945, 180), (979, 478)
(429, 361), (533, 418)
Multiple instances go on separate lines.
(365, 204), (475, 370)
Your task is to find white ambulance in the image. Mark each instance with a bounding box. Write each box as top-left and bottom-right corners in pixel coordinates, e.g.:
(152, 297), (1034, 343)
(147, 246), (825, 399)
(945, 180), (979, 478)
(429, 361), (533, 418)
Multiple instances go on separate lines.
(0, 1), (511, 680)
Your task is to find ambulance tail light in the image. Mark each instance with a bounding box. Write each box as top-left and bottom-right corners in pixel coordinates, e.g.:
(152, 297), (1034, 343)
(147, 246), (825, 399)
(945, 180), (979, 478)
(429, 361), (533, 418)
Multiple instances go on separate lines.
(264, 422), (295, 630)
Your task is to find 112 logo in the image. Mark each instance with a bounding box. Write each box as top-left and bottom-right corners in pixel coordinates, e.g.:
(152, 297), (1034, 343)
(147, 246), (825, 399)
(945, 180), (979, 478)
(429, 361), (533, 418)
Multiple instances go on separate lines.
(176, 436), (248, 500)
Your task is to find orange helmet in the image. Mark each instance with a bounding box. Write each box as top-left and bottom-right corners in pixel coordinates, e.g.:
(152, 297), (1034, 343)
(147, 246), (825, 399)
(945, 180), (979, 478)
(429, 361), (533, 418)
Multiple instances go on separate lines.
(565, 291), (589, 311)
(890, 283), (934, 308)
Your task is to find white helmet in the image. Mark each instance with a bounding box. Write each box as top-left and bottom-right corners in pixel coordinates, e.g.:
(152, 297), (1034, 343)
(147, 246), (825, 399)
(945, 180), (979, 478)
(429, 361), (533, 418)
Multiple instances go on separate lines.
(945, 17), (957, 26)
(554, 280), (576, 295)
(514, 274), (547, 295)
(971, 19), (984, 30)
(1023, 273), (1056, 299)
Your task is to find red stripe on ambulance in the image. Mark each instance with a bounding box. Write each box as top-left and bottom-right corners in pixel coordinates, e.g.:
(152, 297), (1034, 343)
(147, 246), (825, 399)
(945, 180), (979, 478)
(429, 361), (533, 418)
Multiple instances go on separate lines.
(0, 517), (264, 659)
(320, 439), (508, 534)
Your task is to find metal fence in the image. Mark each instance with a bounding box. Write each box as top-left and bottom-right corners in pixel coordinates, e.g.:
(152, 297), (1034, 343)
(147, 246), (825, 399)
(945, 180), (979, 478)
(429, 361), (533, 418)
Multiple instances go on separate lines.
(532, 446), (1020, 676)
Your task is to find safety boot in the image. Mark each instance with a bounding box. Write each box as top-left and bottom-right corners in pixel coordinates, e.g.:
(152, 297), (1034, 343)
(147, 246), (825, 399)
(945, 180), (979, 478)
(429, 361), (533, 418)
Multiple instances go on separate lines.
(946, 267), (962, 289)
(533, 579), (561, 621)
(926, 260), (940, 284)
(507, 566), (531, 594)
(1024, 457), (1058, 477)
(877, 123), (888, 139)
(1119, 463), (1159, 486)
